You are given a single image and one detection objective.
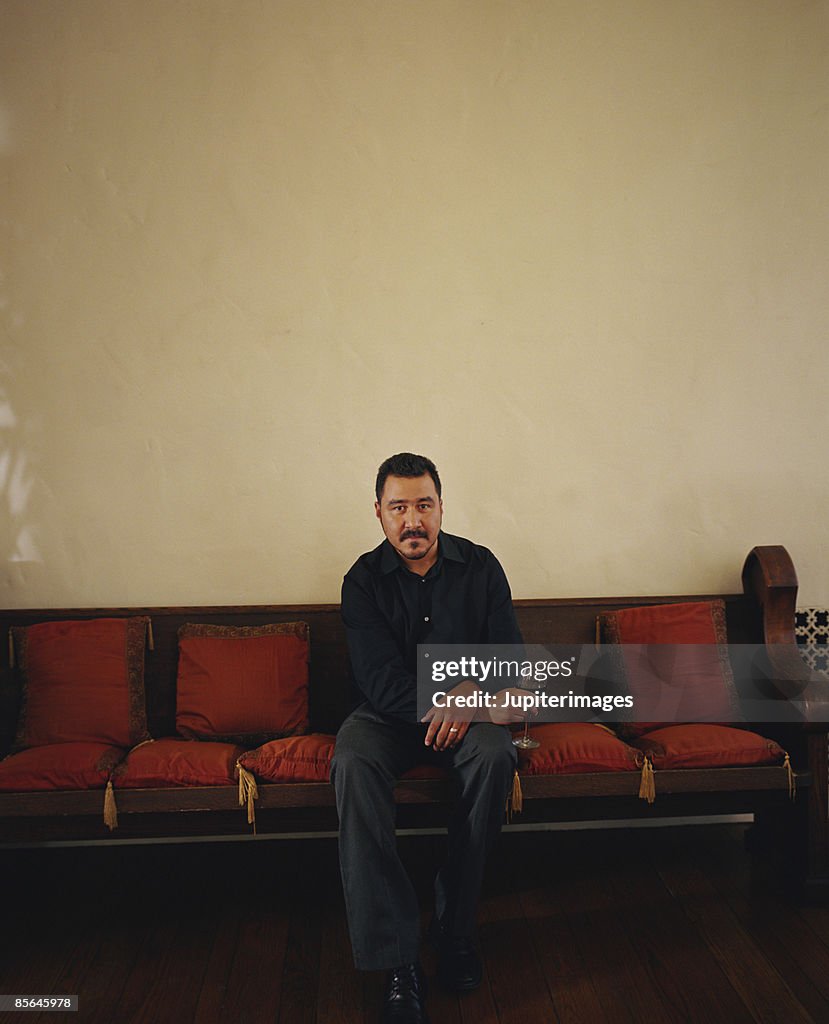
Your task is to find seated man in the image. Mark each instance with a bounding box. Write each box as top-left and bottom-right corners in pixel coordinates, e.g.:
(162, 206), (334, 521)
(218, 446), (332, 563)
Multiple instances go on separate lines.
(330, 452), (524, 1024)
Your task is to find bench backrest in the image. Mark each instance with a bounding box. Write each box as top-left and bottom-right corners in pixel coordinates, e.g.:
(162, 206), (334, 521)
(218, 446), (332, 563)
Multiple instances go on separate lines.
(0, 590), (775, 752)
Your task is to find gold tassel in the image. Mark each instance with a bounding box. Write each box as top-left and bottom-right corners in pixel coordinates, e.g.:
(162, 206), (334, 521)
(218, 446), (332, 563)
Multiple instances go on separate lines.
(783, 752), (795, 800)
(638, 758), (656, 805)
(8, 630), (14, 670)
(147, 620), (154, 651)
(505, 769), (523, 821)
(237, 763), (258, 833)
(103, 780), (118, 831)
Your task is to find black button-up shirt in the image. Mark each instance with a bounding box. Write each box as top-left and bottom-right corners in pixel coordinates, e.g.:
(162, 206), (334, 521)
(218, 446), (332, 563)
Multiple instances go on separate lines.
(341, 531), (523, 720)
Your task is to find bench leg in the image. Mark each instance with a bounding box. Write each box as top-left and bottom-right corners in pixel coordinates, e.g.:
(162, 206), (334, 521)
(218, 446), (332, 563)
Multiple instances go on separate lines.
(801, 731), (829, 902)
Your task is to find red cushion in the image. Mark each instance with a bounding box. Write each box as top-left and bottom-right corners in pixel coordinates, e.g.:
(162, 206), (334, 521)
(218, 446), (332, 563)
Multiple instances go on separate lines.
(114, 738), (243, 788)
(517, 723), (642, 775)
(631, 724), (785, 768)
(239, 735), (449, 783)
(238, 733), (335, 782)
(602, 599), (731, 644)
(10, 618), (151, 749)
(176, 622), (309, 745)
(0, 742), (125, 791)
(599, 600), (739, 737)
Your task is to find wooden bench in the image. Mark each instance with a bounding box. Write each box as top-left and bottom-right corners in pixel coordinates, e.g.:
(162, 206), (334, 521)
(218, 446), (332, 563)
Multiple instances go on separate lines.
(1, 545), (826, 897)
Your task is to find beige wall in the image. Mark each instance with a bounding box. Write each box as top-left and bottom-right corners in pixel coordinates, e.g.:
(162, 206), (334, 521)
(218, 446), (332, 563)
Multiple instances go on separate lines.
(1, 0), (827, 608)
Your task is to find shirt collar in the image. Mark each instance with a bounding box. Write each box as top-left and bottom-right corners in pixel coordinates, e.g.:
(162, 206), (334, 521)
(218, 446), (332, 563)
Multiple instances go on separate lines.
(379, 530), (464, 576)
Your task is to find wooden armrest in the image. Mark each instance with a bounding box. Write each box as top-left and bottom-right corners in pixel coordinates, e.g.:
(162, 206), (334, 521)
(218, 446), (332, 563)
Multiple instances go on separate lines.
(738, 545), (829, 729)
(755, 642), (829, 735)
(764, 643), (814, 700)
(741, 545), (798, 645)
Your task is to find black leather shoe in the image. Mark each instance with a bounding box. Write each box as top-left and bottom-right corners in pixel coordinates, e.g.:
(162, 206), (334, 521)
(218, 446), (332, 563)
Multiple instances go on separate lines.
(381, 962), (429, 1024)
(428, 917), (483, 992)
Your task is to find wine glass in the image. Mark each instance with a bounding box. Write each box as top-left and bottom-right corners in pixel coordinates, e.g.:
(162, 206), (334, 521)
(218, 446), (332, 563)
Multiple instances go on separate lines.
(512, 665), (540, 749)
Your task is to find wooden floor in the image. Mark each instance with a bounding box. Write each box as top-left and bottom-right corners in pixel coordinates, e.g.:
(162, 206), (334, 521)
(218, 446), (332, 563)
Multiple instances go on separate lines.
(1, 822), (829, 1024)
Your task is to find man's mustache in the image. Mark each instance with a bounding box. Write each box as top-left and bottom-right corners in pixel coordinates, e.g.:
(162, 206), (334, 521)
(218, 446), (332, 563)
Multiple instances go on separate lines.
(401, 530), (428, 541)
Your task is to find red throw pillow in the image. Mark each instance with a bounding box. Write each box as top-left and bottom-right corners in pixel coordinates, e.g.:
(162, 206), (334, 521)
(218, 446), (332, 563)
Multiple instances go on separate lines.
(598, 600), (740, 737)
(238, 733), (335, 783)
(517, 723), (642, 775)
(0, 742), (124, 791)
(176, 622), (309, 745)
(631, 724), (785, 769)
(10, 617), (151, 750)
(113, 738), (243, 788)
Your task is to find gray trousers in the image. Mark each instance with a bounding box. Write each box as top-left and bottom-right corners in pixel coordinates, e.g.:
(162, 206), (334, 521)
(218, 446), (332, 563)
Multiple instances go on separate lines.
(330, 704), (517, 971)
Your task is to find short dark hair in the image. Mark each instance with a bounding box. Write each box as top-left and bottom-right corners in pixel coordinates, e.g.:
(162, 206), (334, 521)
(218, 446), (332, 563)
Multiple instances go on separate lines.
(375, 452), (442, 502)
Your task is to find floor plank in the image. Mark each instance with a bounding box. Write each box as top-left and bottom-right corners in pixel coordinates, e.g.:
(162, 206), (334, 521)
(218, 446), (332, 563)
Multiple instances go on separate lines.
(520, 883), (605, 1024)
(693, 828), (829, 1023)
(2, 824), (829, 1024)
(553, 843), (679, 1024)
(653, 833), (816, 1024)
(610, 831), (755, 1024)
(477, 887), (559, 1024)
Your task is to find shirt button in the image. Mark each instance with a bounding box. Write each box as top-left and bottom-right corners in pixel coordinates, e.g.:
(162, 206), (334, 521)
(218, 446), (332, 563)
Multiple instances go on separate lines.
(424, 616), (430, 622)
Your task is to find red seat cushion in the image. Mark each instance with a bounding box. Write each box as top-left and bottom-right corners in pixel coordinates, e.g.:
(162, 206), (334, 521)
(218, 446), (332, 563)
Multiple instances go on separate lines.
(631, 724), (785, 768)
(113, 738), (243, 787)
(238, 735), (452, 784)
(0, 742), (125, 791)
(10, 618), (151, 750)
(598, 600), (740, 737)
(238, 733), (335, 783)
(517, 723), (642, 775)
(176, 622), (309, 745)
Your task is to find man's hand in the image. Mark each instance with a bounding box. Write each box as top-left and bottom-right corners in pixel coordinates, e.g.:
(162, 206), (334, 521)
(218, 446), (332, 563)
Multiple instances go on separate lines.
(421, 680), (480, 750)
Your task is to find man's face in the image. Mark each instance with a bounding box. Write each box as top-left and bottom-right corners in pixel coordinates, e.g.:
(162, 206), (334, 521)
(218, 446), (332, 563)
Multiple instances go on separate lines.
(375, 474), (443, 568)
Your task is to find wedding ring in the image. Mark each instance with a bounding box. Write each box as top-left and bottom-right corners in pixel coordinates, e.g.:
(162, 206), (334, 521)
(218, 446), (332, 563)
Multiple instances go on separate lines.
(448, 727), (459, 733)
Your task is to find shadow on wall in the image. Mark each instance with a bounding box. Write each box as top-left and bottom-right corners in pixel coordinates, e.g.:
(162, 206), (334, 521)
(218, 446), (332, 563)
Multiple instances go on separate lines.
(2, 103), (43, 594)
(0, 375), (39, 568)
